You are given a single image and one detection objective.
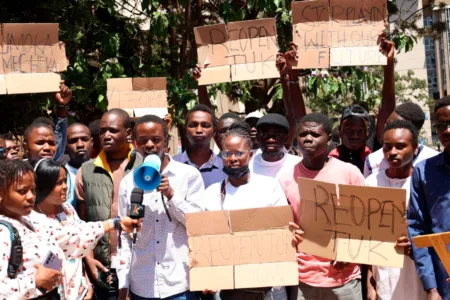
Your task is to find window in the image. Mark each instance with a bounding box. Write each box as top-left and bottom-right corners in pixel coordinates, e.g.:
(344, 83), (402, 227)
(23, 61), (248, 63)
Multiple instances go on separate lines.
(425, 37), (435, 51)
(426, 55), (436, 70)
(428, 74), (438, 88)
(424, 16), (433, 27)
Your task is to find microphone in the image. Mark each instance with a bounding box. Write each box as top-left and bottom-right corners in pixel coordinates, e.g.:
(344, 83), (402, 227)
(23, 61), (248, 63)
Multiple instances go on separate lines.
(129, 188), (145, 244)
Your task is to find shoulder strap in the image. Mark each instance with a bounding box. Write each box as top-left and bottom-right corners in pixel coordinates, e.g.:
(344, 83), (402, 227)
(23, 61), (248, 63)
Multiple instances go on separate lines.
(0, 221), (23, 279)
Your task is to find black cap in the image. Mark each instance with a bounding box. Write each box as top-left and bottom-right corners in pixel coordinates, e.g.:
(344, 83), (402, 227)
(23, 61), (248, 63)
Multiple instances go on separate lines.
(341, 105), (369, 122)
(256, 113), (289, 132)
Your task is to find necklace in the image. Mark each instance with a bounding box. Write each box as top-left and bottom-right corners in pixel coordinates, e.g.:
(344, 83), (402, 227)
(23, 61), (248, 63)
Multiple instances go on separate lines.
(36, 205), (66, 224)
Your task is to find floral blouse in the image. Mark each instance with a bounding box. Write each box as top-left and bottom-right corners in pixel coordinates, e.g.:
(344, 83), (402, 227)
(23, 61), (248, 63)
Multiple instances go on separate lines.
(0, 209), (105, 300)
(44, 203), (90, 300)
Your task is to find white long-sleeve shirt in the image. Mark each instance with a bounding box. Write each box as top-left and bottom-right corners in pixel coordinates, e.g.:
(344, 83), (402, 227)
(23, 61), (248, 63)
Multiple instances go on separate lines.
(0, 210), (105, 300)
(117, 157), (204, 299)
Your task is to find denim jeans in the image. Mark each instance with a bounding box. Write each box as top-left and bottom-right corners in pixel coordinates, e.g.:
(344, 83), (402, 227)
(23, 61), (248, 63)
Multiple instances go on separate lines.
(131, 291), (198, 300)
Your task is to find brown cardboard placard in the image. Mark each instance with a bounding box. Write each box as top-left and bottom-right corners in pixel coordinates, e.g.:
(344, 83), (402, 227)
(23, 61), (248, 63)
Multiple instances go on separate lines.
(292, 0), (387, 68)
(413, 232), (450, 277)
(194, 18), (279, 85)
(0, 23), (67, 94)
(297, 178), (407, 268)
(107, 77), (168, 118)
(297, 177), (338, 260)
(186, 206), (297, 291)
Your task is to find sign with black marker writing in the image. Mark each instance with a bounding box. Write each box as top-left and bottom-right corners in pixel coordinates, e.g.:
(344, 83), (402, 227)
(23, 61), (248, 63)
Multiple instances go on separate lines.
(298, 177), (406, 268)
(194, 19), (279, 85)
(107, 77), (168, 118)
(292, 0), (387, 68)
(0, 23), (68, 94)
(186, 206), (298, 291)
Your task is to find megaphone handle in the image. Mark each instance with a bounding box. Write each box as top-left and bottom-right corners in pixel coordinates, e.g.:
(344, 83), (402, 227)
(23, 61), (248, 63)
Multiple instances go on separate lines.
(161, 192), (172, 222)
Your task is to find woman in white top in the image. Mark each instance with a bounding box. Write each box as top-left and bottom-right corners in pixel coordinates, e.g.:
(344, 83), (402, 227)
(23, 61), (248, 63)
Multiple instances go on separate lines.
(203, 122), (303, 300)
(0, 159), (141, 300)
(34, 159), (94, 300)
(365, 120), (426, 300)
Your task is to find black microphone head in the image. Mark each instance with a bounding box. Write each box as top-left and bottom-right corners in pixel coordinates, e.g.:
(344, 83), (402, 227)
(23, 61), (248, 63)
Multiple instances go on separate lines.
(131, 188), (144, 204)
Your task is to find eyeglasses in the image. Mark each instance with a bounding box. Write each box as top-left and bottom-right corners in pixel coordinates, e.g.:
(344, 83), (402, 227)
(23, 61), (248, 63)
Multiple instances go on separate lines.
(0, 148), (6, 159)
(434, 122), (450, 134)
(259, 132), (287, 140)
(220, 150), (249, 159)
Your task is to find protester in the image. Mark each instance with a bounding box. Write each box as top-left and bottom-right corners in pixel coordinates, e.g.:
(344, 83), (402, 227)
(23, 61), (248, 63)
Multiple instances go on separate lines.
(408, 96), (450, 300)
(173, 104), (226, 188)
(217, 113), (242, 150)
(117, 114), (204, 300)
(0, 159), (141, 299)
(329, 104), (371, 173)
(278, 113), (365, 300)
(23, 122), (57, 166)
(0, 133), (21, 160)
(244, 110), (264, 150)
(76, 108), (143, 300)
(88, 119), (102, 159)
(250, 113), (301, 178)
(0, 137), (6, 160)
(364, 102), (438, 177)
(65, 123), (93, 211)
(329, 35), (397, 174)
(365, 120), (426, 300)
(203, 122), (300, 300)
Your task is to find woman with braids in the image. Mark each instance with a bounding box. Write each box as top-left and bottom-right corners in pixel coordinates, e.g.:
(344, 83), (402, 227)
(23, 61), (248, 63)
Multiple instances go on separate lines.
(202, 122), (303, 300)
(0, 159), (141, 300)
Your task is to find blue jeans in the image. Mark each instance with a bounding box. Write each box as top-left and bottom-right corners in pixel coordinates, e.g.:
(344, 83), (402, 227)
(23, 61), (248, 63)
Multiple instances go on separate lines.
(131, 291), (198, 300)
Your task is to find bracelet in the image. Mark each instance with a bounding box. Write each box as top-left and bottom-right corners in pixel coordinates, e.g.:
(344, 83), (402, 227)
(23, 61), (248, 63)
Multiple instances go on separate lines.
(280, 75), (289, 82)
(289, 80), (299, 84)
(56, 104), (69, 110)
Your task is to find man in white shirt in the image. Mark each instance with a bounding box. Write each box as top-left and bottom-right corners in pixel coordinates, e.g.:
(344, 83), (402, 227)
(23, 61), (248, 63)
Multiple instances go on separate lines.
(364, 102), (438, 177)
(365, 119), (426, 300)
(250, 114), (301, 179)
(117, 115), (204, 300)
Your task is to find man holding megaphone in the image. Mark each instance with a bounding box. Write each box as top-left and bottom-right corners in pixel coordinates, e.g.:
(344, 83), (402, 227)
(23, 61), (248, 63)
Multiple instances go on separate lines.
(117, 114), (204, 300)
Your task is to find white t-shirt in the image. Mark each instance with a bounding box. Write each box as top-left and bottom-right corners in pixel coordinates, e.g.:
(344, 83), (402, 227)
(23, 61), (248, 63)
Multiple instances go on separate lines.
(204, 174), (288, 211)
(365, 170), (426, 300)
(250, 153), (302, 179)
(364, 144), (438, 178)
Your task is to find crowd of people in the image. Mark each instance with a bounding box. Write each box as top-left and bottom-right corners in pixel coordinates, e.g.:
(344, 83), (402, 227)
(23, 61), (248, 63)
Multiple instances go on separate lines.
(0, 34), (449, 300)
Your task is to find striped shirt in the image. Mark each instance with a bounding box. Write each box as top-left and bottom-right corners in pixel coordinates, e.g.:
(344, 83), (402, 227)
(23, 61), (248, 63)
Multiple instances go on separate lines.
(173, 150), (227, 188)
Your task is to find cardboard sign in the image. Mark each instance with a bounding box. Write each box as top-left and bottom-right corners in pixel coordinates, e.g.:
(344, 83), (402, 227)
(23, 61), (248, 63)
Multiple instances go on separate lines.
(0, 23), (68, 94)
(298, 178), (406, 268)
(194, 19), (279, 85)
(186, 206), (298, 291)
(413, 232), (450, 277)
(292, 0), (387, 68)
(106, 77), (168, 118)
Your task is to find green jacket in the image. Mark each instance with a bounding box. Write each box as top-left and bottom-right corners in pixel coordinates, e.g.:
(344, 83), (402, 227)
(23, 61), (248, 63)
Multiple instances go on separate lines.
(81, 146), (143, 267)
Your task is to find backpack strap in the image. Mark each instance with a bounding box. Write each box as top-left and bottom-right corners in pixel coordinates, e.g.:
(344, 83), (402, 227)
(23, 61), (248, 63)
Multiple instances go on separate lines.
(0, 221), (23, 279)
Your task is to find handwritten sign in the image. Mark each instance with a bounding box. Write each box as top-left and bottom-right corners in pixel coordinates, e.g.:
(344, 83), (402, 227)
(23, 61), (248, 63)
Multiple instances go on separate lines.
(292, 0), (387, 68)
(194, 19), (279, 85)
(298, 178), (406, 268)
(107, 77), (168, 118)
(0, 23), (68, 94)
(186, 206), (298, 291)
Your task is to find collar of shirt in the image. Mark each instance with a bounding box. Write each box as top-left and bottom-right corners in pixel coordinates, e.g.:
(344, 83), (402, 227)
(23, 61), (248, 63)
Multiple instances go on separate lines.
(93, 144), (134, 179)
(161, 155), (179, 177)
(180, 150), (221, 172)
(65, 163), (78, 176)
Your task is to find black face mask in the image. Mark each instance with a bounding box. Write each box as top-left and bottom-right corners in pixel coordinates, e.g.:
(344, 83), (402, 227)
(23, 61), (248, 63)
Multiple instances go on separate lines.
(222, 165), (250, 179)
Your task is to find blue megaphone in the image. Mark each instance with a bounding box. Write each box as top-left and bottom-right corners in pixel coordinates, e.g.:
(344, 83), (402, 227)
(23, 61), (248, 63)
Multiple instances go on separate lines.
(133, 154), (162, 191)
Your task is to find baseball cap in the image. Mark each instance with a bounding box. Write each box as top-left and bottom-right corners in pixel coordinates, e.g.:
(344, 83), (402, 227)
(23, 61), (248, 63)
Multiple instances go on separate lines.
(244, 110), (264, 120)
(256, 113), (289, 132)
(341, 104), (369, 122)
